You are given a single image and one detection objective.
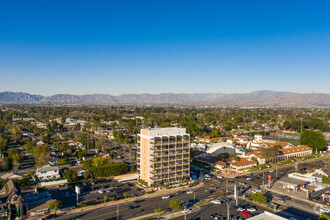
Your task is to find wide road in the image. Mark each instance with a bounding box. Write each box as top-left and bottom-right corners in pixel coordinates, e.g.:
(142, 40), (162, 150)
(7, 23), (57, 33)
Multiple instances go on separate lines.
(56, 186), (213, 220)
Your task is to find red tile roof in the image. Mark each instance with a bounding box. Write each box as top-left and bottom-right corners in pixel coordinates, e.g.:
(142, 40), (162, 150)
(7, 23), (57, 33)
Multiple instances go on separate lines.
(230, 158), (257, 167)
(278, 145), (312, 155)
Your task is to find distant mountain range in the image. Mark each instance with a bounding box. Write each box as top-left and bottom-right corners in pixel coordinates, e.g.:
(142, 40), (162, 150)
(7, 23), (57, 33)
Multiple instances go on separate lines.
(0, 91), (329, 107)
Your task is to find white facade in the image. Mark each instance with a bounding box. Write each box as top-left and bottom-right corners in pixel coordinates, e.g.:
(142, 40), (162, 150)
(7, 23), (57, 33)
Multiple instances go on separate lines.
(206, 142), (244, 156)
(36, 165), (60, 181)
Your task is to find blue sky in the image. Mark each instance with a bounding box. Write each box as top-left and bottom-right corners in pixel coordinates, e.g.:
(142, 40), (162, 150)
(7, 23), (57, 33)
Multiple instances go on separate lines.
(0, 0), (330, 95)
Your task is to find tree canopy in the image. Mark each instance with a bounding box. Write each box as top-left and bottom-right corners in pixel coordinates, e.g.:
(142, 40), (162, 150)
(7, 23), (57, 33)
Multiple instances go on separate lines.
(300, 130), (326, 152)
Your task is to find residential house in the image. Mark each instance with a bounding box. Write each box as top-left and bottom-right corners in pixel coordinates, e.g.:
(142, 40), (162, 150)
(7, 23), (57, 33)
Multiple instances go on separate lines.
(229, 158), (257, 171)
(36, 165), (60, 181)
(1, 173), (23, 180)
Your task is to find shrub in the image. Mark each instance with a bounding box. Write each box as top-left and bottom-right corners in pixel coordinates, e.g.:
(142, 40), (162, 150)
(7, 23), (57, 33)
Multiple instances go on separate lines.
(169, 199), (183, 211)
(251, 192), (267, 204)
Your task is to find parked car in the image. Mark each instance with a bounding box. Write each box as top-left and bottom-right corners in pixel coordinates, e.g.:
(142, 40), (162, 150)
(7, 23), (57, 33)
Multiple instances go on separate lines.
(210, 213), (219, 219)
(182, 208), (191, 214)
(211, 200), (222, 204)
(247, 207), (256, 212)
(242, 210), (251, 216)
(177, 191), (185, 194)
(217, 175), (223, 179)
(187, 190), (194, 194)
(210, 186), (218, 189)
(162, 195), (170, 199)
(98, 190), (104, 193)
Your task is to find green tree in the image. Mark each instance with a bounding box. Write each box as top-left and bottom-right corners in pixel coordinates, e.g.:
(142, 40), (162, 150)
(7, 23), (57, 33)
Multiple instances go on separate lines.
(260, 146), (279, 161)
(251, 192), (267, 204)
(103, 195), (109, 203)
(33, 145), (51, 165)
(322, 176), (330, 184)
(63, 169), (78, 182)
(319, 214), (330, 220)
(300, 130), (327, 152)
(154, 207), (163, 213)
(169, 199), (183, 211)
(48, 200), (62, 215)
(0, 138), (8, 152)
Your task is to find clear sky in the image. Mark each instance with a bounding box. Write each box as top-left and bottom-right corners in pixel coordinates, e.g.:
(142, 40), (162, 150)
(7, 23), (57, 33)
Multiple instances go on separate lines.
(1, 0), (330, 96)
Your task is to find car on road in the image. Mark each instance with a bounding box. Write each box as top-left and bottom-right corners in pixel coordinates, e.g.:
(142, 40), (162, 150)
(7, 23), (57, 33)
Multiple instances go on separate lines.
(105, 189), (111, 193)
(210, 186), (218, 189)
(177, 191), (185, 194)
(269, 169), (275, 173)
(242, 210), (251, 216)
(98, 190), (104, 193)
(247, 207), (256, 212)
(210, 213), (219, 219)
(182, 208), (191, 214)
(320, 208), (330, 213)
(211, 200), (222, 204)
(217, 175), (223, 179)
(237, 207), (245, 211)
(209, 189), (215, 193)
(187, 190), (194, 194)
(129, 205), (135, 209)
(162, 195), (170, 199)
(281, 195), (291, 201)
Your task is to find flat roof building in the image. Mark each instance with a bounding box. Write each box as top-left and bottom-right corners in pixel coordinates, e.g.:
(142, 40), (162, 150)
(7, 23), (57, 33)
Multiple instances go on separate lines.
(137, 128), (190, 186)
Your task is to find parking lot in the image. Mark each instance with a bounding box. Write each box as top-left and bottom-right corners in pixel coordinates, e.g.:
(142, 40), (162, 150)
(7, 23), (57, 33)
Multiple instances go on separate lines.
(47, 178), (144, 209)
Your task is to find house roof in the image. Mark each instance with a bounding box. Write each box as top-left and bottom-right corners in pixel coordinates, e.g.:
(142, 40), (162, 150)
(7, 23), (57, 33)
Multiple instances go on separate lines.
(246, 152), (264, 159)
(1, 172), (23, 180)
(278, 145), (312, 155)
(215, 161), (226, 166)
(230, 158), (257, 167)
(263, 140), (291, 148)
(37, 165), (59, 172)
(27, 199), (55, 213)
(195, 156), (219, 164)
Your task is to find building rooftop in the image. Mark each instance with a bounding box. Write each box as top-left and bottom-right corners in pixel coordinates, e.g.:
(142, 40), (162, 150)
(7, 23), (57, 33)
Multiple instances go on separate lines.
(36, 165), (59, 172)
(278, 145), (312, 155)
(142, 127), (188, 137)
(230, 158), (257, 167)
(248, 211), (288, 220)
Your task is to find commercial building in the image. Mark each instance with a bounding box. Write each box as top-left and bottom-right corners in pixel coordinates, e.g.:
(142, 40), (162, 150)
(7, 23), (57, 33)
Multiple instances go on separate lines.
(137, 128), (190, 186)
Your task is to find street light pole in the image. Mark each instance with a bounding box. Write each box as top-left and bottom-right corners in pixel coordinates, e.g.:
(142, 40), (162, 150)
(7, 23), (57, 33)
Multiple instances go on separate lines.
(194, 189), (196, 203)
(117, 204), (119, 220)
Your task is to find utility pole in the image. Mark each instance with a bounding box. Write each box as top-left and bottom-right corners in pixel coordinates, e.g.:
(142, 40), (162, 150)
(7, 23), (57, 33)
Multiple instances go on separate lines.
(194, 189), (196, 203)
(234, 183), (238, 205)
(262, 172), (265, 186)
(226, 201), (233, 220)
(276, 168), (278, 179)
(117, 204), (119, 220)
